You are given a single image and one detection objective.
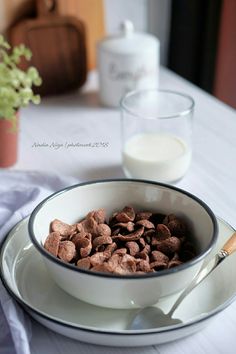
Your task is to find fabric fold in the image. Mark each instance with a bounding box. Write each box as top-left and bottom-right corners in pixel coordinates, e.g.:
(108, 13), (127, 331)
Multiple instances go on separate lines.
(0, 171), (77, 354)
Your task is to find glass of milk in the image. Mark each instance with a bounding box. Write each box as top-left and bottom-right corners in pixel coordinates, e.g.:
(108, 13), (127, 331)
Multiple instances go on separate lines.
(120, 89), (194, 183)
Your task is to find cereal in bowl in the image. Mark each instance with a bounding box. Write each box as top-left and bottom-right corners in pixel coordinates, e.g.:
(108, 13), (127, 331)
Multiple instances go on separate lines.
(44, 206), (196, 275)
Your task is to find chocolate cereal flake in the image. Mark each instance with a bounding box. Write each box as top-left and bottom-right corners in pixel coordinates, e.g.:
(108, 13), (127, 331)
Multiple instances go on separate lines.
(51, 219), (75, 236)
(44, 232), (61, 257)
(58, 241), (76, 262)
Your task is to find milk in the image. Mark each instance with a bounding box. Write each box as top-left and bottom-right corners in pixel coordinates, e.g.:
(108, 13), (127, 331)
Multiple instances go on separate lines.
(122, 133), (192, 183)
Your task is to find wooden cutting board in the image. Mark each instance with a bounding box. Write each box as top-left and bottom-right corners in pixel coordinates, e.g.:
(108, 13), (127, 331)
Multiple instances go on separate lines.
(57, 0), (105, 69)
(3, 0), (105, 69)
(9, 0), (87, 96)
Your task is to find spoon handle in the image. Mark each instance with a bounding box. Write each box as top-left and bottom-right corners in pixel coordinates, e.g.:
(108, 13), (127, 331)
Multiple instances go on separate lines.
(169, 231), (236, 317)
(168, 268), (205, 317)
(220, 232), (236, 256)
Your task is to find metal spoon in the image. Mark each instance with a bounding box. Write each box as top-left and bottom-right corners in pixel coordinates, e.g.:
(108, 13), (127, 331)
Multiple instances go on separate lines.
(129, 232), (236, 330)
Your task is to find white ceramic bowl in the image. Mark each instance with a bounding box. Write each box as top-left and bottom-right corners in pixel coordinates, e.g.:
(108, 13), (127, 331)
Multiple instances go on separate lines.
(29, 179), (218, 309)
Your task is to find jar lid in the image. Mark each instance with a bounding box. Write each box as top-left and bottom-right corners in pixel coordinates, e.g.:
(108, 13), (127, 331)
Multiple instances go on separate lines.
(99, 20), (159, 55)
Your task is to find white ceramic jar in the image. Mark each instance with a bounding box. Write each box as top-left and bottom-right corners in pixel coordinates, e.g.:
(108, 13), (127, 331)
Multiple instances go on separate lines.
(97, 20), (160, 107)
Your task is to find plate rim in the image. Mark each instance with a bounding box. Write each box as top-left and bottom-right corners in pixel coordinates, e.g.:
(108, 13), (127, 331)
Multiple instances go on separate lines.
(0, 216), (235, 336)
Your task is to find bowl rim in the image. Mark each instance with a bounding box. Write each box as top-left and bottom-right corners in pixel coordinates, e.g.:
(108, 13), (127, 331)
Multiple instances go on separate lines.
(28, 179), (218, 280)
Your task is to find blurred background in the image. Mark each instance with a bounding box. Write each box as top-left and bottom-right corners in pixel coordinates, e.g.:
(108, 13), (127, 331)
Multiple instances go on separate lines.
(1, 0), (235, 109)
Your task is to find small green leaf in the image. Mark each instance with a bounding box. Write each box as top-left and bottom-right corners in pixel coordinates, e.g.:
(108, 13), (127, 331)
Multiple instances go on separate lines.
(31, 95), (41, 104)
(0, 35), (10, 49)
(0, 35), (42, 125)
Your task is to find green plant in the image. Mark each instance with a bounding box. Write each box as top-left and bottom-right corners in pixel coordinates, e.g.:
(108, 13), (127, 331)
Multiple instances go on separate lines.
(0, 35), (42, 126)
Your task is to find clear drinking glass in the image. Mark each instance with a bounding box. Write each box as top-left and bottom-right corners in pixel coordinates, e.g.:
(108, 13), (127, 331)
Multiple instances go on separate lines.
(120, 89), (195, 183)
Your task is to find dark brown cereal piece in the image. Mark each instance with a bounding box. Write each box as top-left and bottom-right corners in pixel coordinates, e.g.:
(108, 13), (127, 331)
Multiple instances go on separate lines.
(81, 216), (98, 235)
(108, 212), (118, 226)
(71, 232), (92, 257)
(119, 254), (136, 273)
(76, 222), (84, 233)
(136, 259), (151, 272)
(151, 250), (169, 263)
(139, 237), (146, 248)
(168, 219), (187, 237)
(123, 206), (135, 221)
(151, 238), (159, 246)
(125, 241), (140, 256)
(108, 254), (136, 274)
(112, 226), (144, 241)
(113, 248), (127, 255)
(107, 254), (121, 272)
(58, 241), (76, 262)
(126, 222), (135, 232)
(44, 232), (61, 257)
(77, 258), (91, 270)
(156, 224), (171, 240)
(93, 235), (113, 249)
(115, 212), (131, 223)
(74, 236), (91, 249)
(155, 236), (181, 255)
(136, 220), (155, 229)
(143, 229), (156, 237)
(71, 231), (91, 244)
(143, 243), (151, 254)
(149, 213), (165, 225)
(104, 242), (117, 257)
(92, 208), (106, 224)
(163, 214), (177, 225)
(111, 228), (121, 236)
(137, 244), (151, 261)
(72, 233), (92, 258)
(50, 219), (75, 237)
(86, 209), (106, 224)
(80, 242), (92, 258)
(91, 263), (113, 273)
(138, 252), (150, 262)
(113, 221), (135, 232)
(68, 227), (78, 240)
(143, 229), (156, 244)
(166, 252), (183, 268)
(150, 261), (168, 270)
(115, 206), (135, 223)
(90, 252), (108, 267)
(135, 211), (152, 221)
(96, 245), (106, 252)
(113, 266), (130, 275)
(96, 224), (111, 237)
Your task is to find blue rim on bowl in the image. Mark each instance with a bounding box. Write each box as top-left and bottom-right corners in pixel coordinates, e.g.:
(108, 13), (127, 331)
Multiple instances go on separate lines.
(28, 179), (218, 280)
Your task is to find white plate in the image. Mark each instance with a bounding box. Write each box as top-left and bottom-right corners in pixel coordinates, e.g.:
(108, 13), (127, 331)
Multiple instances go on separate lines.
(1, 217), (236, 347)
